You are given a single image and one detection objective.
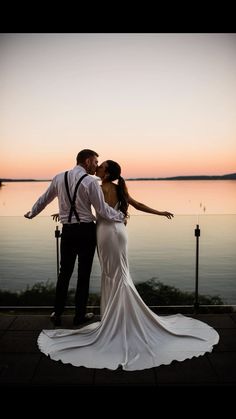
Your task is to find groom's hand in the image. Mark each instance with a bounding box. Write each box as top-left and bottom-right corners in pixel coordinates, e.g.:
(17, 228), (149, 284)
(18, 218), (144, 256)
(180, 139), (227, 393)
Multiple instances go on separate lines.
(51, 213), (60, 222)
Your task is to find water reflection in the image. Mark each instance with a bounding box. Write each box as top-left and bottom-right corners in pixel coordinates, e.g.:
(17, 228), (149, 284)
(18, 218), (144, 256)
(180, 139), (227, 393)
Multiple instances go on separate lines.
(0, 180), (236, 216)
(0, 215), (235, 305)
(1, 180), (235, 304)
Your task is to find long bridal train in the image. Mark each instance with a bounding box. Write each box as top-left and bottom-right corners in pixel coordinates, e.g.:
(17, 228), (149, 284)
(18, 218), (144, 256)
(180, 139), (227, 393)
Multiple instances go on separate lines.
(38, 220), (219, 371)
(38, 282), (219, 371)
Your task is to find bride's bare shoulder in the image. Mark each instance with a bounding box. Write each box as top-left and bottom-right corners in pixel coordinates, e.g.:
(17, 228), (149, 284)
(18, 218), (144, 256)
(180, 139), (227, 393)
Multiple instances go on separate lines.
(101, 182), (117, 192)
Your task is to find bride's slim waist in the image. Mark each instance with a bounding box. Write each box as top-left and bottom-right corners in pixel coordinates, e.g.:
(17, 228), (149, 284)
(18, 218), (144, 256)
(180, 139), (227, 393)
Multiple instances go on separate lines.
(97, 219), (121, 226)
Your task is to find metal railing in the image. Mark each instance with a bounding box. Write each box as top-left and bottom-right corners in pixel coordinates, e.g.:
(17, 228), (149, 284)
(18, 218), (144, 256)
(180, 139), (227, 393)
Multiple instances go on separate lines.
(0, 214), (235, 310)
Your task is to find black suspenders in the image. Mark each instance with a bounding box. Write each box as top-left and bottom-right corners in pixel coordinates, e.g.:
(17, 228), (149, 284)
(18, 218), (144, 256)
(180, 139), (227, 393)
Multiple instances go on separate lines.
(64, 172), (88, 223)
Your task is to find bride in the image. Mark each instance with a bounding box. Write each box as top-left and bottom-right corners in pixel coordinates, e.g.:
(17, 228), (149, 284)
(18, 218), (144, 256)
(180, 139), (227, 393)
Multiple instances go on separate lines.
(38, 160), (219, 371)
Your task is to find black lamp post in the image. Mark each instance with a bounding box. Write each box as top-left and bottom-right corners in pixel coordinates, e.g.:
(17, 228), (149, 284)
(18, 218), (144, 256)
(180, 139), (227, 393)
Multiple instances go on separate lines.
(194, 224), (200, 312)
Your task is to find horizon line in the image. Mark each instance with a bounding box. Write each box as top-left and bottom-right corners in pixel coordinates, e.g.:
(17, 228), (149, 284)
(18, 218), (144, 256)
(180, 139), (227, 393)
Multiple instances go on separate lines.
(1, 172), (236, 182)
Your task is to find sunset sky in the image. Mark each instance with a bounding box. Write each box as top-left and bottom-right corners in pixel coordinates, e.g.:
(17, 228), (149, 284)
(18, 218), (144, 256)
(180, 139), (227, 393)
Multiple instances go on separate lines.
(1, 33), (236, 179)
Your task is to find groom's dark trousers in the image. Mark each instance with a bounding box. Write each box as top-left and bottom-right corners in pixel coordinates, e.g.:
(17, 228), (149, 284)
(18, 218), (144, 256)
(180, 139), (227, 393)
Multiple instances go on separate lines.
(54, 221), (96, 318)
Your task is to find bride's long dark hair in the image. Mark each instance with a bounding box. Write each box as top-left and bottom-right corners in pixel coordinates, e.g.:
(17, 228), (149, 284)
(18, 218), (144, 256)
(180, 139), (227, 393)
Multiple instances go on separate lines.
(105, 160), (129, 218)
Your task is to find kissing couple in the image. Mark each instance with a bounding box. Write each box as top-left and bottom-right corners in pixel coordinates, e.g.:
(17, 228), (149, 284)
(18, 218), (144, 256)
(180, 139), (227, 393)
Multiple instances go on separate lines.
(25, 149), (218, 371)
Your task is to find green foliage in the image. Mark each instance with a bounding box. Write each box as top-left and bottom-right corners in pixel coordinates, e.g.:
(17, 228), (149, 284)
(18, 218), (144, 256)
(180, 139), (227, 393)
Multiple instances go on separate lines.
(0, 278), (226, 308)
(135, 278), (225, 306)
(0, 280), (56, 306)
(0, 280), (101, 307)
(87, 293), (101, 306)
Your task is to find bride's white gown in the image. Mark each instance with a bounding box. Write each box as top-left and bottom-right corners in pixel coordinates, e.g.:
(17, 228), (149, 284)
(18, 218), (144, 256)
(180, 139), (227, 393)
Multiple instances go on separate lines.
(38, 209), (219, 371)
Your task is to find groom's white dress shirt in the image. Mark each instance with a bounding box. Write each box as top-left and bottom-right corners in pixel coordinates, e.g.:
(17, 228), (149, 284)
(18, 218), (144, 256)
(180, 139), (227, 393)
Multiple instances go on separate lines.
(28, 165), (124, 224)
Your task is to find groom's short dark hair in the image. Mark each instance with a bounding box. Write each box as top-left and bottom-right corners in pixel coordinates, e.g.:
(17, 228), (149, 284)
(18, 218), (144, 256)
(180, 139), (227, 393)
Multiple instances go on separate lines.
(76, 149), (99, 164)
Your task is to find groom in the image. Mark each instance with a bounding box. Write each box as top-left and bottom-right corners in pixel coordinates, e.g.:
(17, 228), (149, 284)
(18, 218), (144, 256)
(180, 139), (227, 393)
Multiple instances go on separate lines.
(24, 149), (125, 326)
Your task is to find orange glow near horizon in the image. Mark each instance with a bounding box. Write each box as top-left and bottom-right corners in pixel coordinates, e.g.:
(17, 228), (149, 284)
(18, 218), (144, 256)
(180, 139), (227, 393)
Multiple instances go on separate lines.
(1, 136), (236, 179)
(1, 157), (235, 179)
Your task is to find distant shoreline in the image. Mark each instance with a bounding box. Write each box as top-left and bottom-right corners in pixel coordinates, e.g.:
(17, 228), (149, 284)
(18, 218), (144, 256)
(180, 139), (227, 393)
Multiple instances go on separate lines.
(127, 173), (236, 181)
(1, 173), (236, 183)
(0, 179), (51, 183)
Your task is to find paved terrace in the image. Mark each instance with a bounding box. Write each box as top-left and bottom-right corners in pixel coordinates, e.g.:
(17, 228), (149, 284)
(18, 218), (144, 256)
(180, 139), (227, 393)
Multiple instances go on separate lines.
(0, 311), (236, 389)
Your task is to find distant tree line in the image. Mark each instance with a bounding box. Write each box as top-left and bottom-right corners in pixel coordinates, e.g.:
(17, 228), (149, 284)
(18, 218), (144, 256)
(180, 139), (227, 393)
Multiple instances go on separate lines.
(0, 278), (231, 313)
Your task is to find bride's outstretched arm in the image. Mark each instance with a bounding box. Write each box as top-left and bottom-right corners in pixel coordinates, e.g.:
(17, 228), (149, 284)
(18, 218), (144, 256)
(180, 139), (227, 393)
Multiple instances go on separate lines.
(127, 195), (174, 219)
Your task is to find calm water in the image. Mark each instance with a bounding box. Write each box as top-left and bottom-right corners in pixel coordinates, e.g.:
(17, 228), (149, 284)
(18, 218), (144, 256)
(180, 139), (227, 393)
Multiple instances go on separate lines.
(0, 180), (236, 304)
(1, 180), (236, 216)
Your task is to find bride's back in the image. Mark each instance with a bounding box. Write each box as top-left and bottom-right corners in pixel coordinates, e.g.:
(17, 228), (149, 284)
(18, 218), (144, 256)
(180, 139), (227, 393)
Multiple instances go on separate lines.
(101, 182), (119, 209)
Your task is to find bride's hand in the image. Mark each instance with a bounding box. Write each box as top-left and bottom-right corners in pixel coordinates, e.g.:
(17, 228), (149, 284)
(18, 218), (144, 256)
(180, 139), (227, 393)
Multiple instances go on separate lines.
(162, 211), (174, 219)
(51, 213), (60, 222)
